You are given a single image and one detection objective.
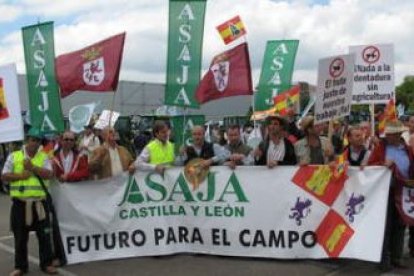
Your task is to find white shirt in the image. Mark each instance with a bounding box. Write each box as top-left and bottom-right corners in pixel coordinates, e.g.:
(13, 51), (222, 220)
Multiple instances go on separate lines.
(108, 147), (123, 176)
(60, 151), (74, 174)
(267, 139), (286, 162)
(79, 133), (100, 156)
(349, 146), (371, 166)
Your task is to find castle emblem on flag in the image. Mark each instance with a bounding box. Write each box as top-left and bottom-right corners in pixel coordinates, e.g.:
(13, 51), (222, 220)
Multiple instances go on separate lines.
(211, 54), (229, 92)
(82, 47), (105, 86)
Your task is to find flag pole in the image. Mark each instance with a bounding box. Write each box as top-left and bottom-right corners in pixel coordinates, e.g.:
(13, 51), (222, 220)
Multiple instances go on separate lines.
(369, 103), (375, 137)
(182, 107), (187, 148)
(241, 34), (256, 130)
(109, 91), (116, 128)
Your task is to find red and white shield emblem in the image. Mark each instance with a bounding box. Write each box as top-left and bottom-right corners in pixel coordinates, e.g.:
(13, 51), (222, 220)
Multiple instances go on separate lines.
(83, 57), (105, 86)
(211, 61), (229, 92)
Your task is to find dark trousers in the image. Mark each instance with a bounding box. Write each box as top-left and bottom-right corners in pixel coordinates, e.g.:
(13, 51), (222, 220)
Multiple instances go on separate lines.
(10, 199), (53, 272)
(409, 226), (414, 252)
(381, 189), (406, 265)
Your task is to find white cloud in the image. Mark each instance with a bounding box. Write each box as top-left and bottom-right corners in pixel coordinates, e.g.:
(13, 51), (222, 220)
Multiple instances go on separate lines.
(0, 4), (22, 22)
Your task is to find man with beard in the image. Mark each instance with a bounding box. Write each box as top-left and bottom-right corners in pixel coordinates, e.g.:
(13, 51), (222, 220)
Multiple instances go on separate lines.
(224, 125), (254, 169)
(254, 115), (297, 168)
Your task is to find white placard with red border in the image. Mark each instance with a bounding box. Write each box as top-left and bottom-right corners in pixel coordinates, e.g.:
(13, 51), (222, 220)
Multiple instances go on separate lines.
(349, 44), (394, 104)
(315, 54), (354, 124)
(0, 63), (24, 143)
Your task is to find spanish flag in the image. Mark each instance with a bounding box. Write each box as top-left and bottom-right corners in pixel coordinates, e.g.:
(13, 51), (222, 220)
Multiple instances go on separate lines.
(0, 78), (10, 120)
(333, 134), (349, 179)
(216, 15), (246, 45)
(378, 98), (397, 136)
(333, 149), (348, 179)
(384, 98), (397, 120)
(273, 85), (300, 115)
(250, 107), (276, 121)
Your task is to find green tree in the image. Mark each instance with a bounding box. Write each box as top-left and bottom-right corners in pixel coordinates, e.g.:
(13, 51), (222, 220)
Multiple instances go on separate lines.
(396, 76), (414, 111)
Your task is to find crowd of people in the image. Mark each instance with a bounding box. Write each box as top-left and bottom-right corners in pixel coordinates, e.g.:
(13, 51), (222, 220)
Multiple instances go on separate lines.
(1, 112), (414, 275)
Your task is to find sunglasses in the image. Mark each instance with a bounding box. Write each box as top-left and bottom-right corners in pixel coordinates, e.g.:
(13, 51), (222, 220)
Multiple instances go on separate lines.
(63, 138), (75, 142)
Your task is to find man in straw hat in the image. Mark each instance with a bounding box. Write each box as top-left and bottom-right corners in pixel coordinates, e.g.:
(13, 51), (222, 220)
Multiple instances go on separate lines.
(253, 115), (297, 167)
(294, 116), (334, 165)
(368, 120), (414, 271)
(1, 128), (57, 275)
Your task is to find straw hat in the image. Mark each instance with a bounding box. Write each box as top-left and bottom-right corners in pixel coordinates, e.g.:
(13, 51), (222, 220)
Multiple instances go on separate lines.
(265, 114), (287, 127)
(300, 116), (314, 131)
(384, 120), (408, 134)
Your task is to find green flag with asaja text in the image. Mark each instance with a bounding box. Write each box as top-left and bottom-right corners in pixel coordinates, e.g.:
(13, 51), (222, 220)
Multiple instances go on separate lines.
(165, 0), (207, 109)
(255, 40), (299, 111)
(22, 22), (64, 133)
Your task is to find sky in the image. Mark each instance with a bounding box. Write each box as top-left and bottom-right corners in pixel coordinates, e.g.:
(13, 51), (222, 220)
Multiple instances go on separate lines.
(0, 0), (413, 87)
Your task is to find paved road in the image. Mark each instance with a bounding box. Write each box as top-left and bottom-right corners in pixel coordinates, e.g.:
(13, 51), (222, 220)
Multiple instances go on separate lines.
(1, 192), (413, 276)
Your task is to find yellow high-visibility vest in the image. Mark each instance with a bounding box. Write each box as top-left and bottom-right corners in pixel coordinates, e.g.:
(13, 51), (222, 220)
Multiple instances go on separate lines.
(9, 150), (49, 198)
(146, 140), (175, 165)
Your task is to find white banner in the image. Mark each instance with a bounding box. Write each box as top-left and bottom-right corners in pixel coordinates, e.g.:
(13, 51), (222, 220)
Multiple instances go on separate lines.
(51, 166), (391, 264)
(349, 44), (395, 104)
(0, 64), (24, 143)
(315, 54), (354, 124)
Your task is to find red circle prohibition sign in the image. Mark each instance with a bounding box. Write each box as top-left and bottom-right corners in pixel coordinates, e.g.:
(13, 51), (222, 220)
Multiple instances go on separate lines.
(329, 58), (345, 78)
(362, 46), (380, 64)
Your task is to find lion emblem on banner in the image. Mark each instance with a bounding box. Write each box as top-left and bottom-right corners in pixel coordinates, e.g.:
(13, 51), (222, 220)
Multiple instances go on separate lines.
(83, 57), (105, 86)
(184, 158), (209, 191)
(82, 47), (105, 86)
(211, 53), (229, 92)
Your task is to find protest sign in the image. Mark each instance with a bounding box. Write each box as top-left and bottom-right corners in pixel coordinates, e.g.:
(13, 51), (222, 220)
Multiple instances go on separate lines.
(94, 109), (120, 129)
(349, 44), (394, 104)
(315, 54), (354, 124)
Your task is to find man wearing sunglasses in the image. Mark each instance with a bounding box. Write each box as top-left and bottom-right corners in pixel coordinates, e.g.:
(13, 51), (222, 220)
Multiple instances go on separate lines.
(1, 128), (57, 275)
(52, 131), (89, 182)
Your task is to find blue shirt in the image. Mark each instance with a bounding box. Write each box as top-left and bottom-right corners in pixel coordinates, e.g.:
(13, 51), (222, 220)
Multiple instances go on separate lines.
(386, 144), (410, 179)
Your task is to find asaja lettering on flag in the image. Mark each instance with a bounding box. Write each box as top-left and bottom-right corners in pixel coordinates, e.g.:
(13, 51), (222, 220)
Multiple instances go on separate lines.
(56, 32), (126, 98)
(195, 42), (252, 104)
(216, 15), (246, 45)
(273, 85), (300, 115)
(291, 165), (347, 206)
